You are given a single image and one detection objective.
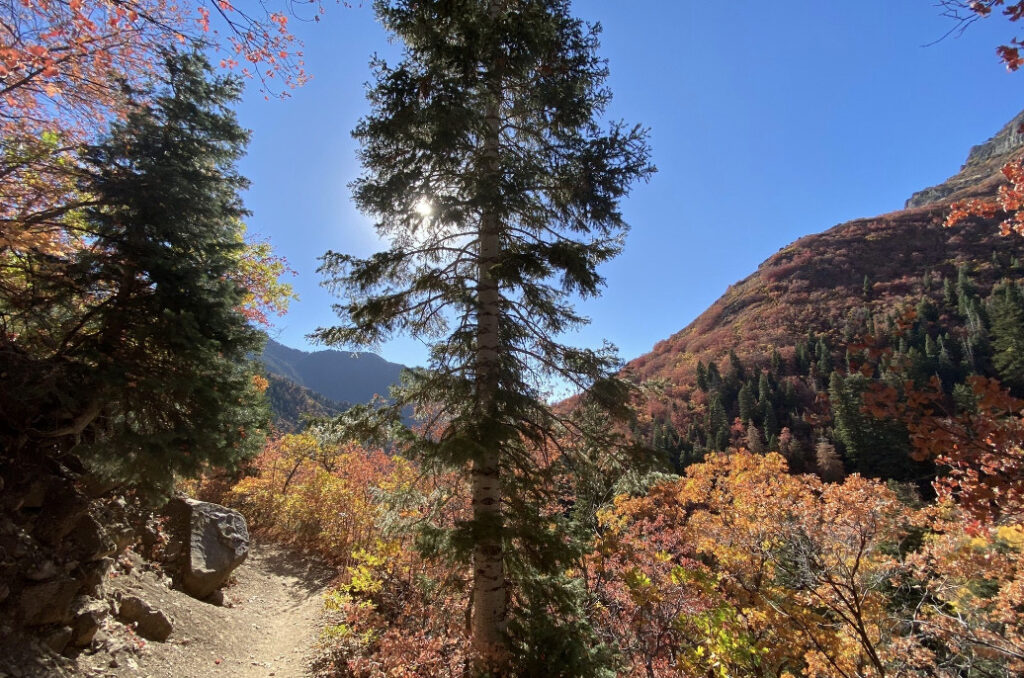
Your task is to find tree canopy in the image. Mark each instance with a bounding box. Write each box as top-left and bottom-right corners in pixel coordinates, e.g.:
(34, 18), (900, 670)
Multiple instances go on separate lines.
(0, 51), (269, 492)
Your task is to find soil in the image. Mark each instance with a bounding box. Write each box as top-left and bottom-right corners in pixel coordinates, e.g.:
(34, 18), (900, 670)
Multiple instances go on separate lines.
(76, 542), (336, 678)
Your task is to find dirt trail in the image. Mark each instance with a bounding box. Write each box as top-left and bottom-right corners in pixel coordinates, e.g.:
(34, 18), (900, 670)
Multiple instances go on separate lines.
(77, 542), (335, 678)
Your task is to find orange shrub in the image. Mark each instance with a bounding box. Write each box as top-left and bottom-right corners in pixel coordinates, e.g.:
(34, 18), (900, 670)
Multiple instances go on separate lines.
(226, 434), (416, 568)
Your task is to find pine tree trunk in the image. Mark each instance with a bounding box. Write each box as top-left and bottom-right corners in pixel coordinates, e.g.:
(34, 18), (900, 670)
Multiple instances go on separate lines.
(471, 14), (507, 667)
(472, 204), (506, 666)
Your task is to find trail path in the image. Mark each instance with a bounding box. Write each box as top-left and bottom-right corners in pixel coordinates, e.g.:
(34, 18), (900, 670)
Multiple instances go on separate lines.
(78, 543), (335, 678)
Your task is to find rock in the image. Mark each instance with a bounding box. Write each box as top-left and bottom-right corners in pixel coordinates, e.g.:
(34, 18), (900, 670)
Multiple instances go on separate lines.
(0, 582), (9, 603)
(77, 557), (113, 598)
(166, 498), (249, 599)
(78, 473), (119, 500)
(116, 595), (172, 642)
(109, 525), (135, 557)
(906, 109), (1024, 209)
(25, 560), (59, 581)
(91, 628), (109, 648)
(66, 515), (116, 563)
(138, 519), (163, 551)
(204, 589), (224, 606)
(33, 479), (88, 547)
(41, 626), (73, 654)
(14, 479), (48, 511)
(70, 596), (108, 647)
(19, 577), (81, 626)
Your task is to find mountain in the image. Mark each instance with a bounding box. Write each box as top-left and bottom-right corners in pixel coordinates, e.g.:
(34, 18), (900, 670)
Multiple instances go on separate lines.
(906, 109), (1024, 209)
(261, 338), (407, 406)
(264, 373), (349, 432)
(622, 110), (1024, 477)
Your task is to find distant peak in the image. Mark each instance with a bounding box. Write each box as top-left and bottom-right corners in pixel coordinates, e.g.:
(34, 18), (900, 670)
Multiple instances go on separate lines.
(906, 109), (1024, 209)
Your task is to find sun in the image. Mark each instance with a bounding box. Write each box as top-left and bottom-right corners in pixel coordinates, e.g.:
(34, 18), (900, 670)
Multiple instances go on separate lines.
(414, 198), (434, 218)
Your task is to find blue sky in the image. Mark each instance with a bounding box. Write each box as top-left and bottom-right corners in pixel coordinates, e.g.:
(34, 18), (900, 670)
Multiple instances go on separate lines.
(235, 1), (1024, 368)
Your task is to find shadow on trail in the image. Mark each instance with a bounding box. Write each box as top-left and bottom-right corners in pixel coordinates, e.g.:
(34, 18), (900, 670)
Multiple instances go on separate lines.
(248, 541), (339, 597)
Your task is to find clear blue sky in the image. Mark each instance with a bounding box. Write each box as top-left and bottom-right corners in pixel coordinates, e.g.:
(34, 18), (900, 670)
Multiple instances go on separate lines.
(234, 1), (1023, 368)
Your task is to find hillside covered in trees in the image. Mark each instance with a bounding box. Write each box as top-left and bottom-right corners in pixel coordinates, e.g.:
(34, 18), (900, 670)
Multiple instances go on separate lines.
(261, 338), (405, 407)
(625, 111), (1024, 481)
(259, 338), (407, 431)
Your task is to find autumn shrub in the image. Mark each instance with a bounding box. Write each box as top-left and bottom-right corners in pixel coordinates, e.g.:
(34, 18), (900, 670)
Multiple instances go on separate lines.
(224, 382), (1024, 677)
(223, 433), (475, 677)
(592, 452), (927, 677)
(320, 538), (471, 678)
(313, 465), (475, 678)
(896, 509), (1024, 675)
(225, 434), (415, 568)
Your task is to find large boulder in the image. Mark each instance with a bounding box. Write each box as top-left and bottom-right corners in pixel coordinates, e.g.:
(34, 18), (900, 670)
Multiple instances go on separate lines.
(165, 498), (249, 599)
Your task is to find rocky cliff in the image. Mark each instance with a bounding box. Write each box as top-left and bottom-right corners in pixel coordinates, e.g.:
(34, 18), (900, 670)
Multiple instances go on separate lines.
(906, 109), (1024, 208)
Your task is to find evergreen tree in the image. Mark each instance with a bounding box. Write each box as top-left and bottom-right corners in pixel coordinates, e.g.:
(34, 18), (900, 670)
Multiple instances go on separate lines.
(783, 379), (797, 408)
(964, 300), (990, 368)
(943, 276), (957, 308)
(763, 405), (779, 438)
(829, 372), (861, 467)
(706, 360), (722, 391)
(696, 360), (708, 391)
(707, 393), (729, 451)
(828, 371), (919, 482)
(815, 337), (832, 374)
(728, 349), (745, 382)
(0, 52), (267, 491)
(957, 264), (976, 316)
(758, 372), (772, 406)
(938, 335), (955, 373)
(795, 341), (810, 373)
(916, 296), (938, 323)
(737, 382), (755, 423)
(313, 1), (652, 671)
(990, 283), (1024, 392)
(770, 348), (783, 376)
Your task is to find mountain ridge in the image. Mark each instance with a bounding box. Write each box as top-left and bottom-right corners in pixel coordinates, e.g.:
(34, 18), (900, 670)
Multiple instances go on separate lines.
(260, 337), (407, 406)
(906, 109), (1024, 209)
(624, 109), (1024, 423)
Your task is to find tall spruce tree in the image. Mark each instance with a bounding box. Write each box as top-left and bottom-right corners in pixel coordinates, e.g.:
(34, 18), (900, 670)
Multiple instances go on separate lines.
(314, 0), (652, 672)
(990, 283), (1024, 393)
(0, 52), (267, 491)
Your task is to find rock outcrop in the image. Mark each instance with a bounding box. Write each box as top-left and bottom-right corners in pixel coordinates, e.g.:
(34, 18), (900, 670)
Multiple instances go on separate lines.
(0, 459), (121, 636)
(906, 109), (1024, 209)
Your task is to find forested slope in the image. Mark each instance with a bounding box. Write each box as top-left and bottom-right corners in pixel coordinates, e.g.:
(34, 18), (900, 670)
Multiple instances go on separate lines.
(624, 110), (1024, 479)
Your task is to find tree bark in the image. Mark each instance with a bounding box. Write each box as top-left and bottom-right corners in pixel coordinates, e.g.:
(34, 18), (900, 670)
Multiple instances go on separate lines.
(471, 4), (507, 668)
